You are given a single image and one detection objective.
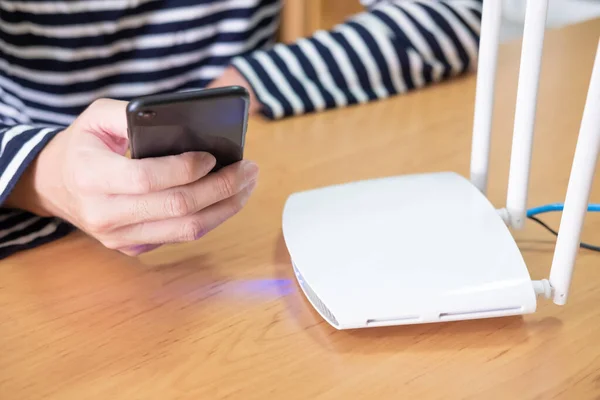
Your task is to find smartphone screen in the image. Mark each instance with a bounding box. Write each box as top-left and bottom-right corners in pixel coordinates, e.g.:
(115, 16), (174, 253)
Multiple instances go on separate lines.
(127, 87), (249, 169)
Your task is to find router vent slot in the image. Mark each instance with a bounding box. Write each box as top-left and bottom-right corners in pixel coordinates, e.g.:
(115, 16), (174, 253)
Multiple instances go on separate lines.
(439, 306), (523, 320)
(366, 316), (421, 326)
(293, 263), (339, 327)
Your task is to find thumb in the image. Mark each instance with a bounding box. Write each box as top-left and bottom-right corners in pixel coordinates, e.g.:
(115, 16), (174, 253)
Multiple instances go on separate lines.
(78, 98), (130, 154)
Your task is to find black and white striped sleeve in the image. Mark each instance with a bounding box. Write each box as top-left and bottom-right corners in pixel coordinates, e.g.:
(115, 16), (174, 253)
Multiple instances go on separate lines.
(230, 0), (483, 119)
(0, 124), (74, 259)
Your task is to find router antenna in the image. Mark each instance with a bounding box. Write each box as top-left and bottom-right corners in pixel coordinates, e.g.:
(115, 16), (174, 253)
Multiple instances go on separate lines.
(470, 0), (502, 195)
(548, 39), (600, 306)
(505, 0), (549, 229)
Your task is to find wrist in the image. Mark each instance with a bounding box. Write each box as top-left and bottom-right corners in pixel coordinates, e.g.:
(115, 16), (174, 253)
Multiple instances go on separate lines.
(4, 131), (63, 217)
(4, 158), (49, 216)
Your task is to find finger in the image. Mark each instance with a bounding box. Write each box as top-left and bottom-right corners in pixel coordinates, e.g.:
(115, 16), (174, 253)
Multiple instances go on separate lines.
(103, 159), (258, 225)
(107, 180), (256, 246)
(79, 151), (217, 195)
(74, 98), (217, 194)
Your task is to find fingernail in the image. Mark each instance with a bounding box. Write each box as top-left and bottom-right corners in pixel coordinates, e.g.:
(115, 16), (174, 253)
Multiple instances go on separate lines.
(121, 244), (160, 256)
(198, 152), (216, 167)
(241, 179), (257, 202)
(245, 179), (258, 192)
(243, 160), (259, 181)
(199, 152), (215, 162)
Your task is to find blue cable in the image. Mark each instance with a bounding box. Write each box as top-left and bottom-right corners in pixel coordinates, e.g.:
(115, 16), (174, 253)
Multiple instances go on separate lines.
(526, 203), (600, 217)
(526, 202), (600, 252)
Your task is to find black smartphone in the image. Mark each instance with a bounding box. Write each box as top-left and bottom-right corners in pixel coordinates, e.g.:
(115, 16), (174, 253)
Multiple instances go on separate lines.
(126, 86), (250, 170)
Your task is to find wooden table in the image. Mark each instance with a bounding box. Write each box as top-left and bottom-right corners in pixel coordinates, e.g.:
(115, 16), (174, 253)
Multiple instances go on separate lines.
(2, 19), (600, 400)
(280, 0), (363, 43)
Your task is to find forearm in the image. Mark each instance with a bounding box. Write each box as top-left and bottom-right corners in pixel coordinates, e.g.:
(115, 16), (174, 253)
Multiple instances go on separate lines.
(0, 125), (62, 207)
(229, 0), (483, 119)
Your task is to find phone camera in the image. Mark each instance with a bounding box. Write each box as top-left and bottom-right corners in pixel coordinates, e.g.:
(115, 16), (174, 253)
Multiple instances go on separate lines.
(138, 110), (156, 119)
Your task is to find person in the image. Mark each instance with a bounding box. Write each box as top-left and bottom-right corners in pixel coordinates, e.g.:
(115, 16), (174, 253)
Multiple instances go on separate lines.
(0, 0), (483, 258)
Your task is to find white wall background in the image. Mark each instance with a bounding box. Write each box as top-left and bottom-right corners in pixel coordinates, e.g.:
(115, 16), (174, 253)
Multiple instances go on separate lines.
(500, 0), (600, 42)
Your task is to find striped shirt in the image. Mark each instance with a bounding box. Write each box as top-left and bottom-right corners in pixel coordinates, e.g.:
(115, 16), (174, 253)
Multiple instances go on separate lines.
(0, 0), (483, 258)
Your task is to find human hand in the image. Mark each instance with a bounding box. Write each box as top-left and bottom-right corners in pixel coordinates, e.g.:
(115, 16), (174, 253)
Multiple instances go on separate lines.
(6, 99), (259, 255)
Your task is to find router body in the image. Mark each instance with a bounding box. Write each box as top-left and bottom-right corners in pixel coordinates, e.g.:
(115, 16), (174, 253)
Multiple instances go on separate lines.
(283, 172), (537, 329)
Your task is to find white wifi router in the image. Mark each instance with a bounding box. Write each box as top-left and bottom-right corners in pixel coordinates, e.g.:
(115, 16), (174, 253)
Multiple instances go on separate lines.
(281, 0), (600, 329)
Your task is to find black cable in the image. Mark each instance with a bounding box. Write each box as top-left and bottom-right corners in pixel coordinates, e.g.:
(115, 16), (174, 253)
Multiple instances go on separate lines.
(527, 215), (600, 252)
